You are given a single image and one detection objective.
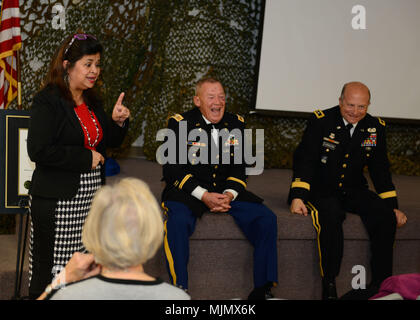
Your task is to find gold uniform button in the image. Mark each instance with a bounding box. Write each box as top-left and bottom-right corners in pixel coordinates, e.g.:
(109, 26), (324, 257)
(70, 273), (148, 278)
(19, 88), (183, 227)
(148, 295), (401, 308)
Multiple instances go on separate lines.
(213, 174), (216, 178)
(343, 164), (347, 168)
(326, 149), (330, 152)
(345, 154), (349, 158)
(339, 183), (343, 187)
(213, 182), (217, 187)
(341, 174), (345, 179)
(214, 165), (218, 169)
(367, 154), (370, 158)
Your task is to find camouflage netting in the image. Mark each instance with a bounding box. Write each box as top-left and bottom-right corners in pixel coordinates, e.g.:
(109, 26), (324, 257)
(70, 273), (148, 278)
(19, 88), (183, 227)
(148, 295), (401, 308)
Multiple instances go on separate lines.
(2, 0), (420, 232)
(15, 0), (263, 155)
(14, 0), (420, 172)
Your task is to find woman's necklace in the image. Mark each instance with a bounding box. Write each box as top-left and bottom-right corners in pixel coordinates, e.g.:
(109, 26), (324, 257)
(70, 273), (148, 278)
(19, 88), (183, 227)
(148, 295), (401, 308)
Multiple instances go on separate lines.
(74, 105), (100, 148)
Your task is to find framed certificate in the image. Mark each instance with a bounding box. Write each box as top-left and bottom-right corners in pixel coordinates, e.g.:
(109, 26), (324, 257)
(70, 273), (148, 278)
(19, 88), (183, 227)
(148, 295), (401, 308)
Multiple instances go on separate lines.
(0, 110), (33, 213)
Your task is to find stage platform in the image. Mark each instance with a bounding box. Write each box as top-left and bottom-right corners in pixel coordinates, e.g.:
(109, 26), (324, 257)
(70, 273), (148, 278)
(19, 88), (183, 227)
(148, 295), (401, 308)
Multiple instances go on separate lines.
(1, 150), (419, 299)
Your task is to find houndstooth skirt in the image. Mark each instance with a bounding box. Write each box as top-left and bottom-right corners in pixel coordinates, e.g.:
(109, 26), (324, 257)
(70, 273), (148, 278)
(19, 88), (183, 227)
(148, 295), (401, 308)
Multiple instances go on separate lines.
(29, 165), (102, 281)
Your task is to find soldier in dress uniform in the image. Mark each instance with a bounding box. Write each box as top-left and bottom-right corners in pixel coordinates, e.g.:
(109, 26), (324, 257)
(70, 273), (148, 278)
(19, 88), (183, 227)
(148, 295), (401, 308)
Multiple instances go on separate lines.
(288, 81), (407, 300)
(160, 77), (278, 299)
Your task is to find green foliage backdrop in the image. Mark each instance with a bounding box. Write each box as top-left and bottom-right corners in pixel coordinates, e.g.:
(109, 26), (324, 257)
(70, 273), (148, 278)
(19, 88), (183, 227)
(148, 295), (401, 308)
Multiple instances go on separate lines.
(1, 0), (419, 233)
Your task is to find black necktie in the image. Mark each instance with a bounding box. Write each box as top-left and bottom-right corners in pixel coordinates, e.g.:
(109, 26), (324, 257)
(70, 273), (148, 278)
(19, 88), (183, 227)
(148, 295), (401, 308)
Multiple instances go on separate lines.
(345, 123), (354, 138)
(205, 122), (215, 131)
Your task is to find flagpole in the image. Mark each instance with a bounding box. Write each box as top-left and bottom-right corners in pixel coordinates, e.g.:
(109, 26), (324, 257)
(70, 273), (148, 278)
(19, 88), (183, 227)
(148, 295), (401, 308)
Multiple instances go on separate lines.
(17, 50), (21, 110)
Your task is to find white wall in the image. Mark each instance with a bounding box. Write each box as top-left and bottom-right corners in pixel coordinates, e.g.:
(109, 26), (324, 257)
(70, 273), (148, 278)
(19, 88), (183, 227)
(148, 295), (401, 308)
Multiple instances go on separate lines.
(255, 0), (420, 120)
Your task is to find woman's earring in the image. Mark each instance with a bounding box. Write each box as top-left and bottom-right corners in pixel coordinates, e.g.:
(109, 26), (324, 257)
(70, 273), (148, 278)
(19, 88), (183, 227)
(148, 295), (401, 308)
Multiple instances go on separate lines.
(64, 72), (69, 87)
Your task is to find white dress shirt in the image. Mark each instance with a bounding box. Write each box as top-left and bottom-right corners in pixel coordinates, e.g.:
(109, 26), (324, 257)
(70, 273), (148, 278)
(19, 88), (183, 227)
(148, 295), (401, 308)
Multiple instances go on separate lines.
(342, 118), (357, 137)
(191, 115), (238, 201)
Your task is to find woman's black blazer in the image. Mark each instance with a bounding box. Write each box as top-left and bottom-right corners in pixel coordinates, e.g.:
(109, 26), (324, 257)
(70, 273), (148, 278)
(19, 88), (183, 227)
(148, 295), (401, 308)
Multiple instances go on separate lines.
(27, 84), (128, 199)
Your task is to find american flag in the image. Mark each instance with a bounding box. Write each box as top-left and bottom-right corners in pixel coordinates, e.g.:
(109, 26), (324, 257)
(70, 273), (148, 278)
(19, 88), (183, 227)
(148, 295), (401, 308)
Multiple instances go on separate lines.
(0, 0), (21, 109)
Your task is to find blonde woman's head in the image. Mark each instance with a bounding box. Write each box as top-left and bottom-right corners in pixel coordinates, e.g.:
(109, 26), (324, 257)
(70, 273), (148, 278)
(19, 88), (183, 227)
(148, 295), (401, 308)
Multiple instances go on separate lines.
(82, 178), (164, 270)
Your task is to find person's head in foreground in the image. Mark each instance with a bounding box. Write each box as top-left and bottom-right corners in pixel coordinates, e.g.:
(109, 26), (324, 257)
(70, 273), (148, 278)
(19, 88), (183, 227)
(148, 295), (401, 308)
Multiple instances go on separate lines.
(82, 177), (164, 272)
(44, 178), (190, 300)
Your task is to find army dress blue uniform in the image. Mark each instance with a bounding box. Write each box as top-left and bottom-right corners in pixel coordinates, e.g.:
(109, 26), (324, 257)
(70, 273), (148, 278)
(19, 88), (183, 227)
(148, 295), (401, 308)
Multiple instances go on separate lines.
(161, 107), (278, 293)
(288, 106), (398, 286)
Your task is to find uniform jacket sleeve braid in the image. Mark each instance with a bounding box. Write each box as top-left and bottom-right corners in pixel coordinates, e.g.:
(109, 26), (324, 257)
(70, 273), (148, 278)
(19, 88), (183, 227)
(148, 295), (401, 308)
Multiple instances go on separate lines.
(224, 115), (247, 193)
(367, 120), (398, 209)
(289, 114), (323, 202)
(162, 117), (200, 195)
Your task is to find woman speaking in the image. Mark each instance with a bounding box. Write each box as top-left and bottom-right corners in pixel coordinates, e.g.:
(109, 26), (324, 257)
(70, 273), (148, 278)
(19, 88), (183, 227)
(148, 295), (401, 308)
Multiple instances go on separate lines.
(27, 33), (130, 299)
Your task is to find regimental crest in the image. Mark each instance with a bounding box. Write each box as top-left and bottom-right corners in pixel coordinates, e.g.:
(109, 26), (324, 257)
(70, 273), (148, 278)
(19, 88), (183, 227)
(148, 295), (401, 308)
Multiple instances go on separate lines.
(224, 134), (239, 147)
(236, 114), (245, 123)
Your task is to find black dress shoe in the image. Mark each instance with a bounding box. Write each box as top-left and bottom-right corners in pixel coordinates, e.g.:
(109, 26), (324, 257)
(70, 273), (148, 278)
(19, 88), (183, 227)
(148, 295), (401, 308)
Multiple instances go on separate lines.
(248, 282), (274, 300)
(264, 289), (275, 300)
(322, 280), (338, 300)
(175, 284), (189, 295)
(340, 283), (380, 300)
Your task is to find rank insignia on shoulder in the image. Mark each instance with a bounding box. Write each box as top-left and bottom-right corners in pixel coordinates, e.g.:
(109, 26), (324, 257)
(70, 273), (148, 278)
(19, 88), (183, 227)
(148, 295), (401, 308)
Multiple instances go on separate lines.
(170, 114), (184, 122)
(236, 114), (245, 122)
(314, 109), (325, 119)
(377, 117), (386, 126)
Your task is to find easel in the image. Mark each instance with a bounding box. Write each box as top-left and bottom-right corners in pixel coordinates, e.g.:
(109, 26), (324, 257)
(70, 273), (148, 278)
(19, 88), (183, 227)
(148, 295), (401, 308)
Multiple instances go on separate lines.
(11, 198), (30, 300)
(0, 109), (33, 300)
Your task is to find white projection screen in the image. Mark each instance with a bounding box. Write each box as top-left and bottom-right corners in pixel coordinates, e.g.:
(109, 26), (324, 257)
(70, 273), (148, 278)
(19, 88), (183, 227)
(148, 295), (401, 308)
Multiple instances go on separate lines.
(254, 0), (420, 121)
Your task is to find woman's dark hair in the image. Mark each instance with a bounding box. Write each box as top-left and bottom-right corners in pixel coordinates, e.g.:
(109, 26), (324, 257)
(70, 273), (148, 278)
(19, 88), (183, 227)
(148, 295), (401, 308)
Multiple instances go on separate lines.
(42, 32), (103, 106)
